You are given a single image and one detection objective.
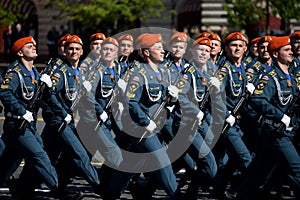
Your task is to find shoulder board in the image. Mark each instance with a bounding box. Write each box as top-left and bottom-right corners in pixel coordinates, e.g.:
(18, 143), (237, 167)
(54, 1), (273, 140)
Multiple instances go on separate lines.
(55, 58), (63, 66)
(163, 61), (170, 68)
(268, 70), (276, 77)
(253, 61), (261, 70)
(13, 66), (21, 73)
(134, 61), (140, 68)
(224, 62), (231, 69)
(138, 68), (146, 75)
(246, 57), (252, 63)
(188, 65), (196, 74)
(60, 65), (67, 73)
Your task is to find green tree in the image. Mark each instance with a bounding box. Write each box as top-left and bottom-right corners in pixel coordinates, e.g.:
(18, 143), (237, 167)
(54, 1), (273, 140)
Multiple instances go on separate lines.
(46, 0), (165, 31)
(223, 0), (300, 34)
(0, 0), (27, 26)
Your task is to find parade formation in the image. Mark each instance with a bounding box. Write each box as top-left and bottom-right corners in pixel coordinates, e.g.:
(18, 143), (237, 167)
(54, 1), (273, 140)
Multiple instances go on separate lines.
(0, 28), (299, 200)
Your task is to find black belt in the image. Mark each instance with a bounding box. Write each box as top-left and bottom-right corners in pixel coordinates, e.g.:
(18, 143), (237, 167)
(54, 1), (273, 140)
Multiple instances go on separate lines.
(264, 119), (282, 128)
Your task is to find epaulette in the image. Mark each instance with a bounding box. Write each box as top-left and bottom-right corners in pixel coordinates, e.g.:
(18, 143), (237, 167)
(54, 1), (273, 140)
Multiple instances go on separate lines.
(60, 65), (67, 73)
(224, 62), (231, 69)
(246, 57), (252, 63)
(163, 61), (170, 68)
(55, 58), (63, 66)
(13, 66), (21, 73)
(138, 67), (146, 75)
(134, 61), (140, 68)
(188, 65), (196, 74)
(268, 70), (276, 77)
(85, 57), (93, 65)
(253, 61), (261, 70)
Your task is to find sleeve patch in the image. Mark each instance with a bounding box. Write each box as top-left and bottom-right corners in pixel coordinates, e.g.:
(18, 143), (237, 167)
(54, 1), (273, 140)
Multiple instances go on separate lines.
(254, 80), (267, 95)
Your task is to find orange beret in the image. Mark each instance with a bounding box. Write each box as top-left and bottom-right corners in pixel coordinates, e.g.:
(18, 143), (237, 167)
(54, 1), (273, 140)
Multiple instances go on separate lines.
(257, 35), (273, 46)
(118, 34), (134, 42)
(196, 32), (211, 39)
(64, 35), (83, 47)
(139, 34), (162, 49)
(90, 33), (106, 41)
(192, 37), (212, 47)
(290, 31), (300, 40)
(58, 34), (71, 47)
(169, 32), (188, 43)
(102, 37), (119, 47)
(268, 36), (290, 52)
(208, 33), (221, 42)
(250, 37), (260, 45)
(12, 36), (36, 53)
(135, 33), (150, 47)
(224, 32), (248, 45)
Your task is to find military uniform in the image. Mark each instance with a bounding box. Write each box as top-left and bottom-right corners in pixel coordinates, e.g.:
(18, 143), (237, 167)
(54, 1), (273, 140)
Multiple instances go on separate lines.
(0, 60), (58, 193)
(237, 66), (300, 199)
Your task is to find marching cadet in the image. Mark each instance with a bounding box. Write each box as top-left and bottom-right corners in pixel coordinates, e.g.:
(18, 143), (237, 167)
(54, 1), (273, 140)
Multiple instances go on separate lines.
(177, 37), (226, 199)
(117, 33), (134, 77)
(100, 33), (181, 200)
(80, 32), (106, 80)
(208, 33), (223, 65)
(41, 35), (101, 195)
(237, 36), (300, 200)
(0, 36), (77, 199)
(212, 32), (254, 198)
(240, 35), (274, 154)
(244, 37), (260, 66)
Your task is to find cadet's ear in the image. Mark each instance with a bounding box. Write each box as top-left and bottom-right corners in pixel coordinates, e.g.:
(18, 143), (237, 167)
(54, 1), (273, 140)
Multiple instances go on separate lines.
(17, 50), (23, 57)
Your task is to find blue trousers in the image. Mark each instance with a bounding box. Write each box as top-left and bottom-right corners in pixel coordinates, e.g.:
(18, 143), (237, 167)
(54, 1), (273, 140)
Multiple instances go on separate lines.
(0, 119), (58, 188)
(237, 125), (300, 199)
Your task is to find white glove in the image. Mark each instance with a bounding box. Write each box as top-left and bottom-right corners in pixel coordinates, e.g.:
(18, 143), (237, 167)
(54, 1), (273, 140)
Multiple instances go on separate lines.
(246, 83), (255, 94)
(281, 114), (291, 129)
(226, 114), (236, 127)
(196, 110), (204, 122)
(208, 77), (220, 93)
(22, 110), (34, 123)
(118, 102), (124, 113)
(117, 79), (127, 93)
(40, 74), (53, 88)
(83, 81), (92, 93)
(146, 120), (157, 133)
(168, 85), (179, 102)
(64, 114), (72, 124)
(100, 111), (108, 122)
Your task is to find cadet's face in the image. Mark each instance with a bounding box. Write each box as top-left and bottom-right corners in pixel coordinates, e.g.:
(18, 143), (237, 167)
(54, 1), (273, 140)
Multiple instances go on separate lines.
(101, 43), (118, 63)
(250, 43), (259, 57)
(90, 39), (103, 55)
(225, 40), (246, 60)
(291, 39), (300, 56)
(58, 42), (66, 57)
(170, 41), (187, 59)
(277, 45), (293, 64)
(20, 43), (38, 59)
(210, 40), (222, 56)
(119, 40), (134, 57)
(148, 42), (165, 63)
(258, 42), (270, 60)
(65, 43), (83, 63)
(192, 44), (211, 65)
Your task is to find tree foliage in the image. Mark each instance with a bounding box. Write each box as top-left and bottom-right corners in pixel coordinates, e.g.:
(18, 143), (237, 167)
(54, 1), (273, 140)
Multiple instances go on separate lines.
(223, 0), (300, 29)
(0, 0), (28, 26)
(46, 0), (165, 30)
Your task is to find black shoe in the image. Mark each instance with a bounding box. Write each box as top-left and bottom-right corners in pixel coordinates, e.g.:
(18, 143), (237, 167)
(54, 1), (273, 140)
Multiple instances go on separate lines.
(50, 187), (84, 200)
(7, 177), (34, 199)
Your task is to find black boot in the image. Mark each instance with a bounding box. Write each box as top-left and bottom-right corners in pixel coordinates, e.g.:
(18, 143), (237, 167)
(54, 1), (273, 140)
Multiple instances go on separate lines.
(50, 186), (84, 200)
(7, 177), (34, 199)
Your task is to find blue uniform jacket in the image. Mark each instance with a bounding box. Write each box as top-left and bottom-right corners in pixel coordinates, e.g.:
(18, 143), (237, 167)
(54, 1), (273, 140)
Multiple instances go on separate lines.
(0, 60), (39, 117)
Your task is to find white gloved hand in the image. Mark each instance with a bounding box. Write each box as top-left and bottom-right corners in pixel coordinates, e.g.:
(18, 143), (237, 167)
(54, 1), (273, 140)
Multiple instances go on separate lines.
(118, 102), (124, 113)
(40, 74), (53, 88)
(83, 81), (92, 93)
(64, 114), (72, 124)
(168, 85), (179, 102)
(146, 120), (157, 133)
(117, 79), (127, 93)
(100, 111), (108, 122)
(22, 110), (34, 123)
(196, 110), (204, 122)
(281, 114), (291, 129)
(226, 114), (236, 127)
(208, 77), (220, 93)
(246, 83), (255, 94)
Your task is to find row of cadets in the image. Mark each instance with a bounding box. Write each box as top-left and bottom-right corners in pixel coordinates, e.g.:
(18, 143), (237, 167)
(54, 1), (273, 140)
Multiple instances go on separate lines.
(0, 36), (82, 199)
